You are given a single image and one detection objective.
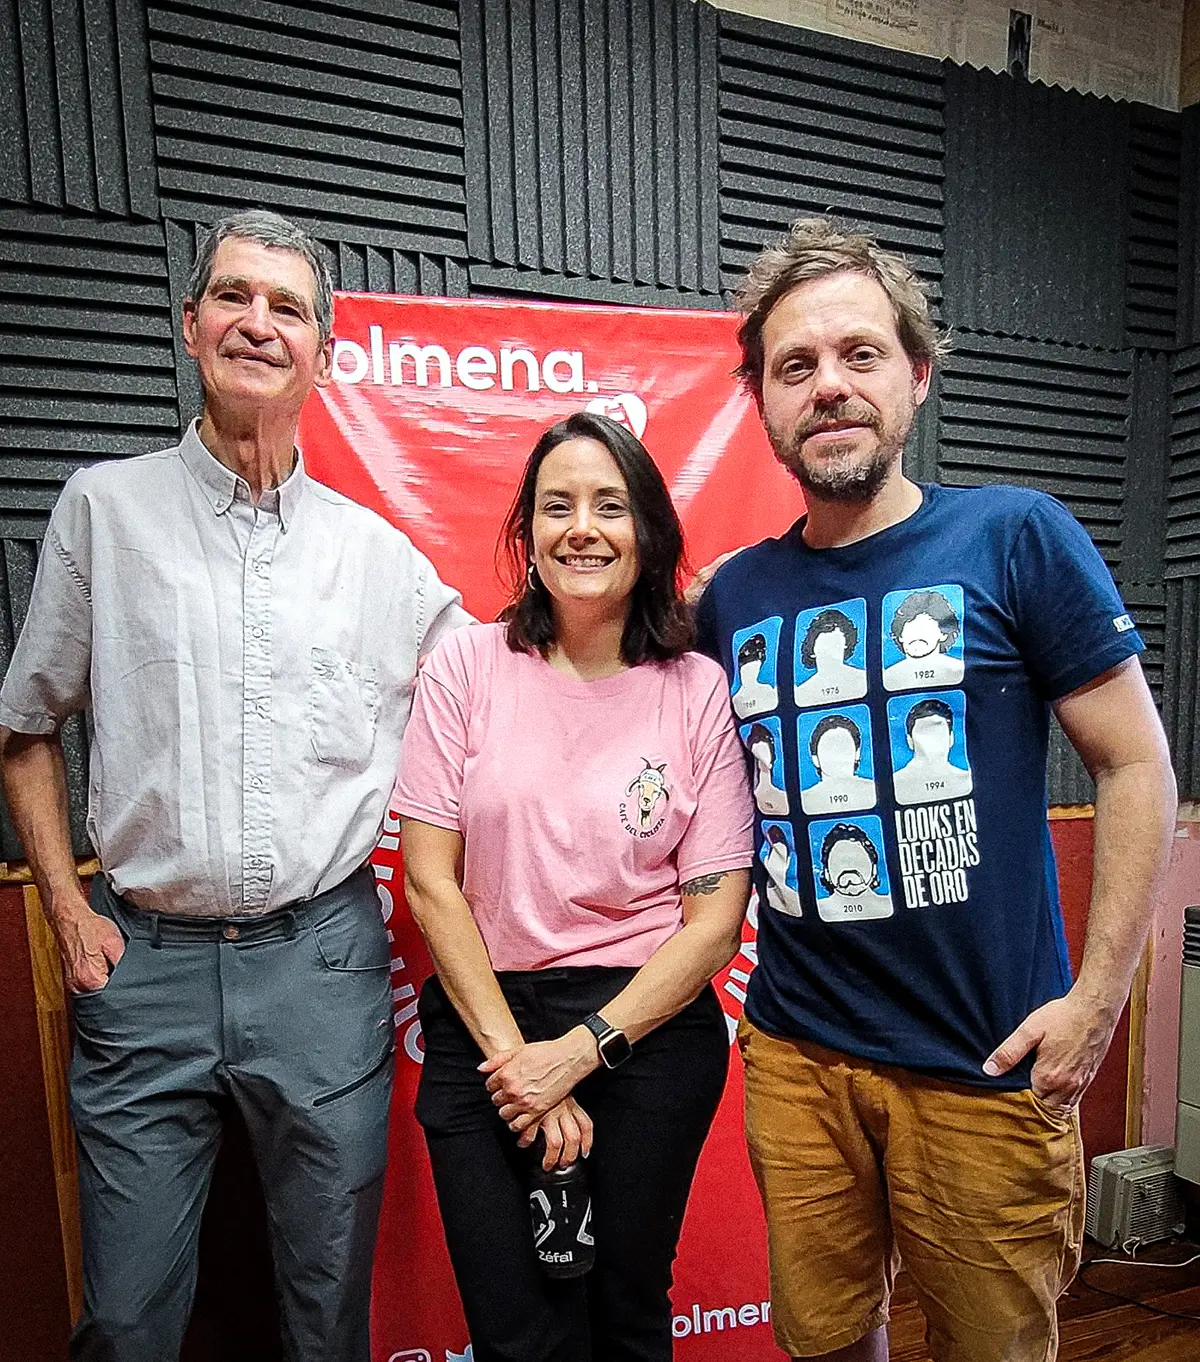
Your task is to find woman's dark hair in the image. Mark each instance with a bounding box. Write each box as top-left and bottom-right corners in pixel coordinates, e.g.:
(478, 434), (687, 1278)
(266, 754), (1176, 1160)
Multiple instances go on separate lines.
(498, 411), (693, 664)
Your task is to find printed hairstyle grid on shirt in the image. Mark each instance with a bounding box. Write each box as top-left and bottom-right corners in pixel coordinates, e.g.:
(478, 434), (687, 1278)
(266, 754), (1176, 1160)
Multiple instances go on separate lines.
(746, 721), (777, 761)
(809, 712), (863, 762)
(817, 821), (882, 894)
(737, 632), (768, 667)
(904, 696), (955, 738)
(889, 589), (961, 653)
(498, 410), (694, 665)
(798, 607), (859, 670)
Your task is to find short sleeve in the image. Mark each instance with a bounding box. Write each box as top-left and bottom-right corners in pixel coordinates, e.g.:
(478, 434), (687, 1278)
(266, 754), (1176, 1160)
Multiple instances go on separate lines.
(675, 662), (755, 883)
(417, 555), (474, 658)
(393, 632), (474, 831)
(0, 478), (93, 733)
(1007, 495), (1144, 702)
(692, 582), (721, 663)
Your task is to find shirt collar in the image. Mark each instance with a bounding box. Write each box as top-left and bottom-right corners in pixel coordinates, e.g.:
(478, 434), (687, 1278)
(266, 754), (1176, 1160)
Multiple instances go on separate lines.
(179, 419), (306, 531)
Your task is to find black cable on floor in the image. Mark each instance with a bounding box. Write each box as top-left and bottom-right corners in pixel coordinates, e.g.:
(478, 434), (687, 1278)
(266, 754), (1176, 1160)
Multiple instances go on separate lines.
(1076, 1250), (1200, 1324)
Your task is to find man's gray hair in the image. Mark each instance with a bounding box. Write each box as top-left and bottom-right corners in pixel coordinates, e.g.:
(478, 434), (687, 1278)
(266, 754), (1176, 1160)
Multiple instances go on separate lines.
(186, 209), (334, 341)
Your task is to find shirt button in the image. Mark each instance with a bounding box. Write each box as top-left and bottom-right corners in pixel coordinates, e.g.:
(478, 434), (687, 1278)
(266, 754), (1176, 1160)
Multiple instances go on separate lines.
(251, 626), (264, 639)
(222, 924), (240, 941)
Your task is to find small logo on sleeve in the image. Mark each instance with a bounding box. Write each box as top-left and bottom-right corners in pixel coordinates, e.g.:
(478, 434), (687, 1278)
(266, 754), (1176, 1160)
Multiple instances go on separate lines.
(620, 759), (670, 838)
(1113, 614), (1136, 633)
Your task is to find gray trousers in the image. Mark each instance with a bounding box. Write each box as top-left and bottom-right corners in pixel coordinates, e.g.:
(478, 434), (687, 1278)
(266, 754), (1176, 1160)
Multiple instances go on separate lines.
(68, 867), (395, 1362)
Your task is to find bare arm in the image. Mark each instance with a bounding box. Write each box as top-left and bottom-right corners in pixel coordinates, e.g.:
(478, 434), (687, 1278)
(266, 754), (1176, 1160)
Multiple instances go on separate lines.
(401, 816), (593, 1168)
(983, 657), (1177, 1105)
(401, 818), (525, 1059)
(482, 867), (751, 1134)
(0, 727), (123, 993)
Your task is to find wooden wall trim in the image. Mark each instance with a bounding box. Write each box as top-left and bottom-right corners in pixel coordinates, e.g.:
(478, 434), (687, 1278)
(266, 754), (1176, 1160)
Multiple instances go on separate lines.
(23, 886), (81, 1326)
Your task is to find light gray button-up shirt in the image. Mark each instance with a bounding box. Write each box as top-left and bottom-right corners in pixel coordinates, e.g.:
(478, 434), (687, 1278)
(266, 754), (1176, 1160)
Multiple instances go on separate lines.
(0, 421), (471, 916)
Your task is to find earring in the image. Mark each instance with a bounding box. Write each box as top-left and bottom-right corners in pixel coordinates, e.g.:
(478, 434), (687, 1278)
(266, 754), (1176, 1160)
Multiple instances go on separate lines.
(527, 563), (538, 590)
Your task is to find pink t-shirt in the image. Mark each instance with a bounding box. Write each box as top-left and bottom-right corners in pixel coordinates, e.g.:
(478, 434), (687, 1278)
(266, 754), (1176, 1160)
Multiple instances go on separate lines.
(394, 623), (754, 971)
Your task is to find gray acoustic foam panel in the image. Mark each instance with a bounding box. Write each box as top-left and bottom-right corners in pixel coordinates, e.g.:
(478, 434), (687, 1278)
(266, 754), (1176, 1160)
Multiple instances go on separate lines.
(0, 209), (179, 534)
(0, 0), (157, 218)
(460, 0), (720, 299)
(936, 332), (1132, 574)
(1123, 352), (1172, 587)
(943, 65), (1128, 349)
(1170, 345), (1200, 578)
(1179, 105), (1200, 347)
(1127, 106), (1181, 349)
(1163, 576), (1200, 796)
(718, 10), (943, 302)
(327, 242), (470, 299)
(147, 0), (466, 256)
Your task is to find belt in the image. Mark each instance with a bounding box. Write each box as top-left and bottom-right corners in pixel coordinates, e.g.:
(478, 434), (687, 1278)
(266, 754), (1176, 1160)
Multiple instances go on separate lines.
(138, 908), (304, 947)
(112, 865), (374, 947)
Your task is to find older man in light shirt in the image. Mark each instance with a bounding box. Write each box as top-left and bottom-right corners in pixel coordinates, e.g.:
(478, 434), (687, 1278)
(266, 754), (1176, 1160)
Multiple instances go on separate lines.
(0, 210), (469, 1362)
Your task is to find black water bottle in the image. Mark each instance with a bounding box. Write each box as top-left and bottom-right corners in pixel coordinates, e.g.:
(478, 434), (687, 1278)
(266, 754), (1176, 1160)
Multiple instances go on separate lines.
(528, 1158), (595, 1278)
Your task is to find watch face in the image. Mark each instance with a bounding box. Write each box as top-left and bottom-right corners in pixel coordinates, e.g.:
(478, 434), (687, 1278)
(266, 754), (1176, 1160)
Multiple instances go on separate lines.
(599, 1029), (632, 1068)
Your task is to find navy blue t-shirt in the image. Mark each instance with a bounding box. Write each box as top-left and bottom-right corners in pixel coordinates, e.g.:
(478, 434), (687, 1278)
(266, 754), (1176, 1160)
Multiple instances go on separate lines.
(695, 483), (1144, 1088)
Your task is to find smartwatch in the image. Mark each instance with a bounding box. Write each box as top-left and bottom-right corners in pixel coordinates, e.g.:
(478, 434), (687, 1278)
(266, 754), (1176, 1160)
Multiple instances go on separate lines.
(582, 1012), (632, 1069)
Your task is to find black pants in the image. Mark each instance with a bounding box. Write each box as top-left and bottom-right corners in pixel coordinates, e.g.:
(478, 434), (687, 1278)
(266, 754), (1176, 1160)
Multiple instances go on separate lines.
(415, 968), (729, 1362)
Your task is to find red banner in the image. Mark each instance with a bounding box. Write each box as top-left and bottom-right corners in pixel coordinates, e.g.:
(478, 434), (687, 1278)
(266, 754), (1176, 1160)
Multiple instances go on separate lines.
(299, 294), (803, 1362)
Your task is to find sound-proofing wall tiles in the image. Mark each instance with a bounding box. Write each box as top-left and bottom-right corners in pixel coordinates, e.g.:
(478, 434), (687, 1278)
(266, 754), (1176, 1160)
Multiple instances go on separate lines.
(0, 536), (91, 858)
(1127, 106), (1180, 349)
(1125, 586), (1168, 704)
(1048, 722), (1092, 807)
(718, 12), (943, 299)
(1179, 105), (1200, 348)
(467, 264), (727, 308)
(936, 333), (1132, 572)
(1162, 575), (1200, 797)
(0, 0), (157, 218)
(460, 0), (720, 295)
(1169, 344), (1200, 578)
(147, 0), (466, 255)
(1122, 350), (1171, 586)
(0, 209), (178, 530)
(330, 242), (470, 299)
(943, 66), (1128, 351)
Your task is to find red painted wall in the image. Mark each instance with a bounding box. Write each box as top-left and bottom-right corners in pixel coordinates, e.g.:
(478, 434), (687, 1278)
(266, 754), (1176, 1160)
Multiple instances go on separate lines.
(1050, 817), (1130, 1159)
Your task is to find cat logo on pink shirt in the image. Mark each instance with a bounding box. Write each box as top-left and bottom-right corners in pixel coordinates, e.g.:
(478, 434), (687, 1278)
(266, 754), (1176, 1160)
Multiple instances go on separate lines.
(621, 759), (671, 838)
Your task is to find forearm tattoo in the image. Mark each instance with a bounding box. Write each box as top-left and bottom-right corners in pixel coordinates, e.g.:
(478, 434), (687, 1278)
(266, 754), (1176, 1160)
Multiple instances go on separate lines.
(680, 871), (729, 896)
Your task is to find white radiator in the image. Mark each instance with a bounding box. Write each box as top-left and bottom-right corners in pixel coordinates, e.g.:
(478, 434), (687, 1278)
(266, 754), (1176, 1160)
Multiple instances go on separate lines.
(1085, 1145), (1186, 1251)
(1176, 904), (1200, 1186)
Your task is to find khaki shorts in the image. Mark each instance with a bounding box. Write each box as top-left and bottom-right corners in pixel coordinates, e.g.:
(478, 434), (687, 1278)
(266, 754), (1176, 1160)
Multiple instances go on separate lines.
(739, 1019), (1085, 1361)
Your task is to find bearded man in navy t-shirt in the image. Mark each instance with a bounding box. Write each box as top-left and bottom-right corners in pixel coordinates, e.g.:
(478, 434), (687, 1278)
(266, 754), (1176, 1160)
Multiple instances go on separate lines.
(695, 218), (1178, 1362)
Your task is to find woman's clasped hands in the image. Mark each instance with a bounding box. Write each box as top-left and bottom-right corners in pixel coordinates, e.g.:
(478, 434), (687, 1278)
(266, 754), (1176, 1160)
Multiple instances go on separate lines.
(479, 1032), (598, 1169)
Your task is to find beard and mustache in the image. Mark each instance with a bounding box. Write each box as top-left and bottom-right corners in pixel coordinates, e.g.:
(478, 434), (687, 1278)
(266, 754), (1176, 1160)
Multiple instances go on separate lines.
(765, 395), (916, 504)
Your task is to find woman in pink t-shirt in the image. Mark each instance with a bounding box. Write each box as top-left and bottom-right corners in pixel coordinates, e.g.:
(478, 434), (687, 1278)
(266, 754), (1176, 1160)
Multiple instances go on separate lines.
(394, 411), (753, 1362)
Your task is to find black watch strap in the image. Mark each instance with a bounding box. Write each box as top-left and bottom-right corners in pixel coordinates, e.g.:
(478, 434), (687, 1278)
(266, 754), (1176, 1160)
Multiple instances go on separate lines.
(582, 1012), (632, 1069)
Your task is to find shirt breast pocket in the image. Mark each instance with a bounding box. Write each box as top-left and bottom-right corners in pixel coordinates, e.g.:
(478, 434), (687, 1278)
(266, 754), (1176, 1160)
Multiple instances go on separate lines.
(309, 647), (380, 771)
